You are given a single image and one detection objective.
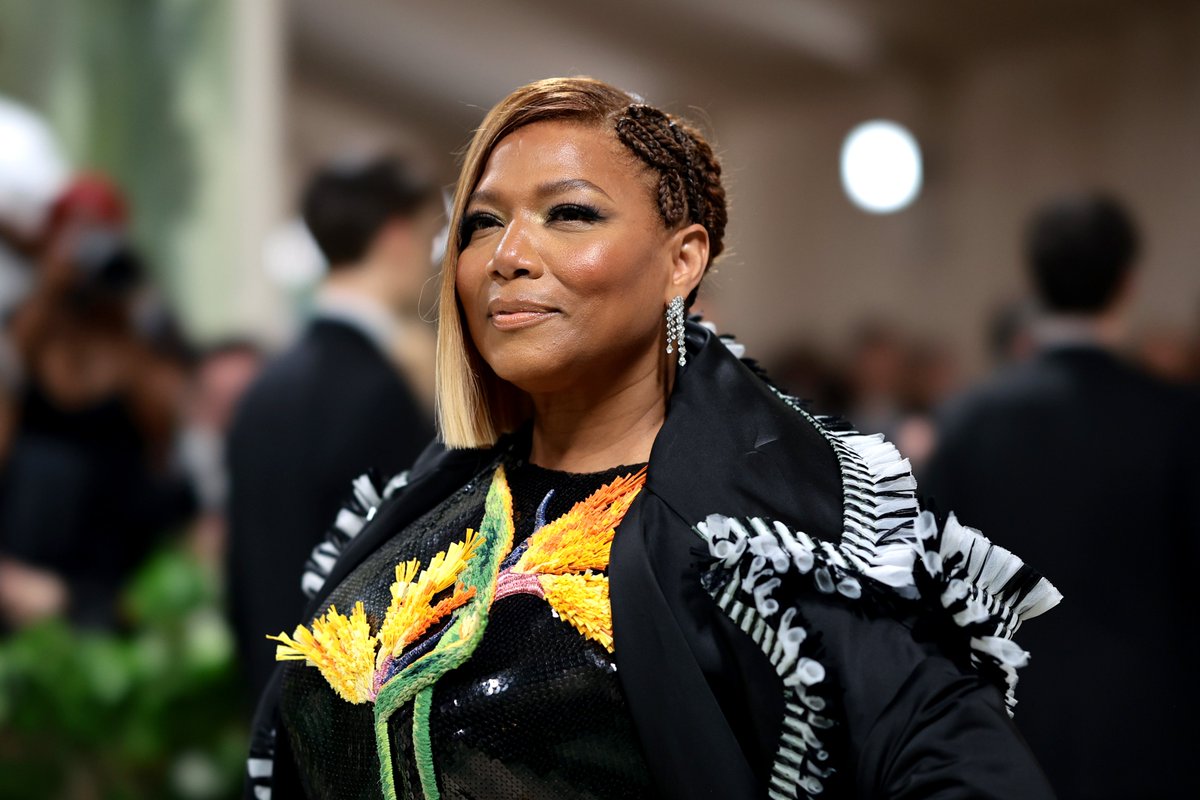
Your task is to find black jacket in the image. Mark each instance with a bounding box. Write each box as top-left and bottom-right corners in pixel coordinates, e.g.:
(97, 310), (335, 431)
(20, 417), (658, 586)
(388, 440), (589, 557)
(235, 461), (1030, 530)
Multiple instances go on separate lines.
(924, 345), (1200, 799)
(247, 321), (1057, 799)
(227, 318), (433, 701)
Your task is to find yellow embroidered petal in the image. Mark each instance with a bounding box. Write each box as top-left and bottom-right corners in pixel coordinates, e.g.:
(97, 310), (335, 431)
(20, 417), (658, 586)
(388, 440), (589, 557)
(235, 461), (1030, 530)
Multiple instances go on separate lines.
(393, 558), (420, 591)
(376, 532), (484, 666)
(517, 469), (645, 575)
(539, 572), (614, 652)
(269, 629), (315, 661)
(423, 528), (483, 593)
(267, 601), (377, 704)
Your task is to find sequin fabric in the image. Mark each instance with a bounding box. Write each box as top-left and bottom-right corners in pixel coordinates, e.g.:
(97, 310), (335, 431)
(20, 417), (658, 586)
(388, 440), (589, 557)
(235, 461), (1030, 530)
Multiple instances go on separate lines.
(278, 457), (655, 799)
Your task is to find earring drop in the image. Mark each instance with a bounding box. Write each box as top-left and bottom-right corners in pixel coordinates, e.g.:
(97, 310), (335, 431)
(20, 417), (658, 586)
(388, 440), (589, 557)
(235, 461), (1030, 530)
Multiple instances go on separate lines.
(665, 295), (686, 367)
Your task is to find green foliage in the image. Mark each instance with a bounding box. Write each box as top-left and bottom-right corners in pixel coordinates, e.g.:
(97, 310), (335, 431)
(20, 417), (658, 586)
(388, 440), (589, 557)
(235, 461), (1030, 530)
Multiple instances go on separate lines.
(0, 544), (248, 800)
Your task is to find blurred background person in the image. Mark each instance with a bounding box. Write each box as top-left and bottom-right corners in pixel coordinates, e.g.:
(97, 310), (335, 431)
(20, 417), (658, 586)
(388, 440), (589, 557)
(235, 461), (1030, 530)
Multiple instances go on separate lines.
(765, 343), (850, 415)
(987, 298), (1039, 370)
(178, 338), (264, 568)
(225, 154), (440, 701)
(893, 337), (961, 474)
(0, 173), (197, 632)
(843, 319), (908, 441)
(1133, 324), (1200, 384)
(923, 193), (1200, 798)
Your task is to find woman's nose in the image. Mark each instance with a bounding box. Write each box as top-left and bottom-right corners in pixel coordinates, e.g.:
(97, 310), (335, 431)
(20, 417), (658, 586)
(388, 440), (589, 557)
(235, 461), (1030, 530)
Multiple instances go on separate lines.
(488, 220), (543, 281)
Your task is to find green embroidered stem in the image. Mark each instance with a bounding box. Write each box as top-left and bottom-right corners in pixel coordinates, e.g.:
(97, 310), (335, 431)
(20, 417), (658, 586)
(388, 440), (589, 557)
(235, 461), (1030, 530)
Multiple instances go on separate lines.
(375, 712), (400, 800)
(372, 466), (514, 798)
(412, 686), (438, 799)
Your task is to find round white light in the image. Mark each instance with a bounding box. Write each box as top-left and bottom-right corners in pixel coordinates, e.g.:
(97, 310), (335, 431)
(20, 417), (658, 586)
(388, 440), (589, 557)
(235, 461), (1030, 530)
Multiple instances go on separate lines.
(840, 120), (922, 214)
(0, 96), (68, 236)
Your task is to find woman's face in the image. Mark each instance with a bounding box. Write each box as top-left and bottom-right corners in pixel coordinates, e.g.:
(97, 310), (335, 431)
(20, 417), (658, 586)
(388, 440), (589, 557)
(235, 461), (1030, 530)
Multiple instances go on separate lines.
(456, 119), (687, 395)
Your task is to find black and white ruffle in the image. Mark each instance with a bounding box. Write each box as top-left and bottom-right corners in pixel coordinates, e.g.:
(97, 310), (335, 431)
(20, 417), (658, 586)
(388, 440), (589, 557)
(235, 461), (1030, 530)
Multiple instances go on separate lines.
(300, 469), (410, 598)
(246, 761), (272, 799)
(708, 324), (921, 575)
(907, 510), (1062, 713)
(696, 509), (1061, 798)
(696, 515), (848, 798)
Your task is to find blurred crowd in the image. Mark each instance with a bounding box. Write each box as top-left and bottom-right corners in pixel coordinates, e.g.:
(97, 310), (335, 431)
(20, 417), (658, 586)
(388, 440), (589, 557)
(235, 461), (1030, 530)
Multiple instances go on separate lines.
(765, 298), (1200, 479)
(0, 103), (265, 637)
(2, 92), (1199, 800)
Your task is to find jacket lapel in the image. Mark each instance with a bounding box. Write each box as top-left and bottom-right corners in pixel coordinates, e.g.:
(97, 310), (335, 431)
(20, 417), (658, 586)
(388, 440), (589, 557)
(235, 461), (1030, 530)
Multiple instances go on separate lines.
(610, 322), (845, 798)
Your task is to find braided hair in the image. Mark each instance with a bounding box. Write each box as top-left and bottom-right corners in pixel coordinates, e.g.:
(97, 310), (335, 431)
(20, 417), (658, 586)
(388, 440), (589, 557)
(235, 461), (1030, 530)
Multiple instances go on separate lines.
(614, 104), (728, 305)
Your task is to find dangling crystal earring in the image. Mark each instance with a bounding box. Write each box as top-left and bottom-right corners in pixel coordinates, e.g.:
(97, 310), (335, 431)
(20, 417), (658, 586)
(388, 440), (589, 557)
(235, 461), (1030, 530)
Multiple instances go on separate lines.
(665, 295), (686, 367)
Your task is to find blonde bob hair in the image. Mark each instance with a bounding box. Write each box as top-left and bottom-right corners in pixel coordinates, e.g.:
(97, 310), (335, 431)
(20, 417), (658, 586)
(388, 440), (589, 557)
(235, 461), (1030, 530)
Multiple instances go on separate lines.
(436, 77), (727, 449)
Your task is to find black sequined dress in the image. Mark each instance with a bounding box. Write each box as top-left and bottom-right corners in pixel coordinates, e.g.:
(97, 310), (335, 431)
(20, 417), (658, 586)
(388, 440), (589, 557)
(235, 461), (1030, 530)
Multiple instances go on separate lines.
(277, 458), (655, 800)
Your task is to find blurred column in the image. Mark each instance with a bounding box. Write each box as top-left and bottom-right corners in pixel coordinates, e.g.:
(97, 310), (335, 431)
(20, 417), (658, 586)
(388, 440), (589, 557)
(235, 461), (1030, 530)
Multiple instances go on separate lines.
(0, 0), (290, 344)
(229, 0), (287, 344)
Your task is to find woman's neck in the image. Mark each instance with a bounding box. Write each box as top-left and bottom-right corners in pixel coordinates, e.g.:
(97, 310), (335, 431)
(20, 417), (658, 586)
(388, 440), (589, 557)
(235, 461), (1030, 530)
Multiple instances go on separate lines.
(527, 354), (670, 473)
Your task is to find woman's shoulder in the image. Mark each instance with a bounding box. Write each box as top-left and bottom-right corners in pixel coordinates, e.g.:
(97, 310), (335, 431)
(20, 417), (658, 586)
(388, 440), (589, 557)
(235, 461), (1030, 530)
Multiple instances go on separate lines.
(694, 509), (1061, 795)
(298, 438), (507, 601)
(697, 509), (1060, 695)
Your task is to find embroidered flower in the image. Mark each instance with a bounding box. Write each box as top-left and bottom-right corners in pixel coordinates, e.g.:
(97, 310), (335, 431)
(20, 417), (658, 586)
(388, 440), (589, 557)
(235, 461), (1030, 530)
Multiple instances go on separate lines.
(268, 530), (482, 704)
(375, 529), (482, 666)
(514, 469), (645, 575)
(497, 467), (647, 652)
(269, 601), (377, 704)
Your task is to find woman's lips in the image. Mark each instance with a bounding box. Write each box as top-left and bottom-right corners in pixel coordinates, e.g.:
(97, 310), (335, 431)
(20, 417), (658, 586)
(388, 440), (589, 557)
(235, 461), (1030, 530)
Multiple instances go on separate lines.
(489, 309), (558, 330)
(487, 299), (559, 330)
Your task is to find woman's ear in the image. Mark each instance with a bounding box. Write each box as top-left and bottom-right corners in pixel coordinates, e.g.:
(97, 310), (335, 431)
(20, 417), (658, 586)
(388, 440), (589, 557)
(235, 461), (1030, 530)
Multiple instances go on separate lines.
(666, 223), (709, 302)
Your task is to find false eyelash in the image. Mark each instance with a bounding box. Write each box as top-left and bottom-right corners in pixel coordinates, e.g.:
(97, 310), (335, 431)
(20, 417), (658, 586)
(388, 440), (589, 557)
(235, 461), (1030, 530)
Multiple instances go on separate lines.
(547, 203), (604, 223)
(458, 211), (500, 248)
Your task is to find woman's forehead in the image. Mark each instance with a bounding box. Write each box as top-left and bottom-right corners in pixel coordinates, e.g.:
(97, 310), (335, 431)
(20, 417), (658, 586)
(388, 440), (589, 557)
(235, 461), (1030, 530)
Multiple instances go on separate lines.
(472, 120), (642, 199)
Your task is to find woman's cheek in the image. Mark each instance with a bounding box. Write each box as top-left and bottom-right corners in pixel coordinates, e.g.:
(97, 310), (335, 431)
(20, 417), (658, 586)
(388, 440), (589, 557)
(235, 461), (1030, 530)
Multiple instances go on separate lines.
(549, 239), (628, 293)
(455, 255), (488, 314)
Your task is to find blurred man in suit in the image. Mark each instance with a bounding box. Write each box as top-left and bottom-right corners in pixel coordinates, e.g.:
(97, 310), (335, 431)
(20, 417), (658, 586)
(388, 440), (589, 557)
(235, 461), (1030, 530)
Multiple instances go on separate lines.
(924, 194), (1199, 799)
(227, 156), (439, 700)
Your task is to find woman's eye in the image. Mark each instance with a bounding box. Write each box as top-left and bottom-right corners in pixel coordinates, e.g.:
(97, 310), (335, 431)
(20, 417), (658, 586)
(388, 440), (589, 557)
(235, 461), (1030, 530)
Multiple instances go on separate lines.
(459, 211), (501, 247)
(547, 203), (603, 224)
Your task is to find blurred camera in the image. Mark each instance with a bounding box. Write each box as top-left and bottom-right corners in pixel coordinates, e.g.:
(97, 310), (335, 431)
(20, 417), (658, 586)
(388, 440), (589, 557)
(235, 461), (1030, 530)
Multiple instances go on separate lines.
(69, 226), (143, 295)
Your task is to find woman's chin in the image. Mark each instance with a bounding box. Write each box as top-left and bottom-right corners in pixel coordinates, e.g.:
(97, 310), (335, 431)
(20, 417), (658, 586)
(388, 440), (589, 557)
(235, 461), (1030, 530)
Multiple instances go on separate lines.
(489, 362), (576, 396)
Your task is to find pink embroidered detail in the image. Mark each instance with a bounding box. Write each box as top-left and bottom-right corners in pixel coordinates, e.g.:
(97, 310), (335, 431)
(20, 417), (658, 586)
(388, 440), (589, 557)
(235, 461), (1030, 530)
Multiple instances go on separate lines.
(494, 569), (545, 601)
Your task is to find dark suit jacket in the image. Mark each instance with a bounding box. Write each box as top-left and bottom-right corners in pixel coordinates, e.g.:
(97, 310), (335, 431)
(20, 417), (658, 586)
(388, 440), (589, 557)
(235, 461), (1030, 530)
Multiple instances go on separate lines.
(923, 345), (1200, 799)
(226, 317), (433, 700)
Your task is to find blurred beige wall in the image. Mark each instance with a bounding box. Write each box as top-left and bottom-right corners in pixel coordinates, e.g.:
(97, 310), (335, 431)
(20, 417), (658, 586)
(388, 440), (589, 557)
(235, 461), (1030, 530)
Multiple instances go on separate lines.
(283, 0), (1200, 375)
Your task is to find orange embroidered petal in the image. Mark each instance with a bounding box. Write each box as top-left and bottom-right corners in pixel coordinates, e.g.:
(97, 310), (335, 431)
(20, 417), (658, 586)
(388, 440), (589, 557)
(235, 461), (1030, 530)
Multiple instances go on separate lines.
(398, 584), (476, 651)
(516, 469), (645, 575)
(539, 572), (614, 652)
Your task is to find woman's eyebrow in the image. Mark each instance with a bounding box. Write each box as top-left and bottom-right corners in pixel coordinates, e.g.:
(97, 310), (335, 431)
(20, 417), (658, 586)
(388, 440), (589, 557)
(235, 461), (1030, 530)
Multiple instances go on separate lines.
(467, 178), (612, 207)
(535, 178), (612, 201)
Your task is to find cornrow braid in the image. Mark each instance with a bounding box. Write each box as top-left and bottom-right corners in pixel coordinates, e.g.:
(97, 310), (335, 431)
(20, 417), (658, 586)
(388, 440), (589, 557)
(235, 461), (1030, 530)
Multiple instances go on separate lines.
(615, 104), (728, 295)
(667, 118), (703, 228)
